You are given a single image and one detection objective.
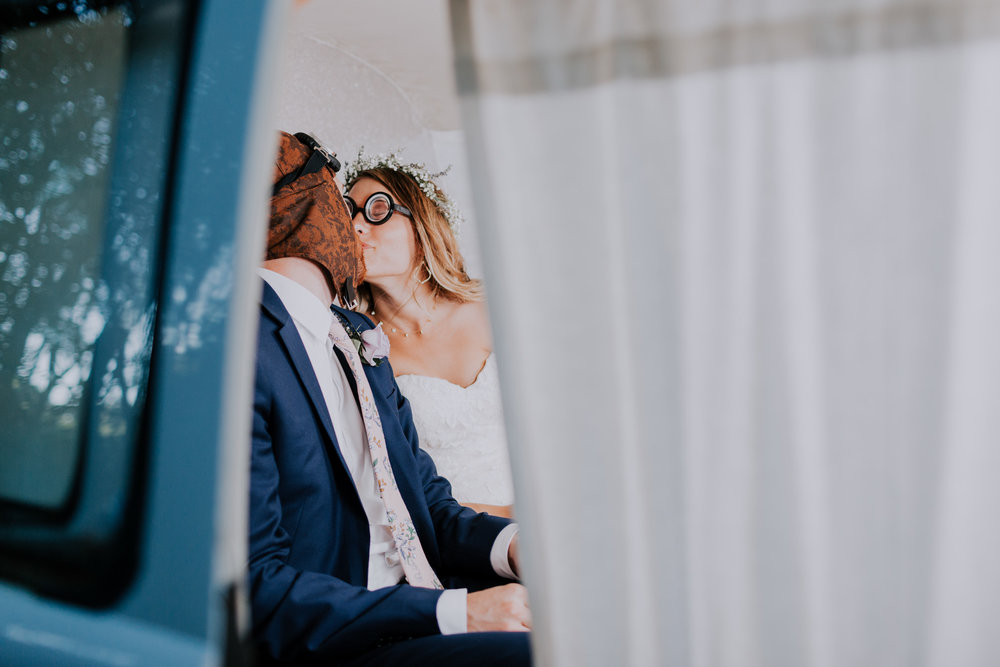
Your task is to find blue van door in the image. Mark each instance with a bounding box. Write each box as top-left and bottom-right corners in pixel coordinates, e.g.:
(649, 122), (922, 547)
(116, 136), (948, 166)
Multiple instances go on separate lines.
(0, 0), (281, 664)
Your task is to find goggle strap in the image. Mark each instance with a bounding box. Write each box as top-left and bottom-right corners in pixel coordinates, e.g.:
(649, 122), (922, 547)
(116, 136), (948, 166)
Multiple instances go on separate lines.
(340, 277), (359, 311)
(294, 133), (341, 173)
(271, 150), (332, 197)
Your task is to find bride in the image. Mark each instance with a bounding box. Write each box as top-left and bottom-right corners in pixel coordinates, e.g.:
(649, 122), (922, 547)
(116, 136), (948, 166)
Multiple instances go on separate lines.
(343, 151), (514, 518)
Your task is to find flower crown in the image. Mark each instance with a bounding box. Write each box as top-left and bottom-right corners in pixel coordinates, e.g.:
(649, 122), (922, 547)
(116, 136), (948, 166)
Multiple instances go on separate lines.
(343, 148), (463, 232)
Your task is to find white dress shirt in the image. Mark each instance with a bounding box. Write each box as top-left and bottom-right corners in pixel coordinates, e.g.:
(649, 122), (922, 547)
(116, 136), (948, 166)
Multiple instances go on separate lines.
(258, 269), (517, 634)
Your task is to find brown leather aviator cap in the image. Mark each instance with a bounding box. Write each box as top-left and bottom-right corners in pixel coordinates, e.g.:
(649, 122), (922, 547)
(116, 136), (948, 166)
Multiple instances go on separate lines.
(268, 131), (364, 306)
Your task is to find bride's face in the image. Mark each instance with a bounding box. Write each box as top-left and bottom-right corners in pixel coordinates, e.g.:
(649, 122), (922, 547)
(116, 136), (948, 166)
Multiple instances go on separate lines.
(348, 176), (419, 285)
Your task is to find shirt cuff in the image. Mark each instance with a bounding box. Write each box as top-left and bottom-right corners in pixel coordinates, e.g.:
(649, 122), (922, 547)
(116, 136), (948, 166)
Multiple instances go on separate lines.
(436, 588), (468, 635)
(490, 523), (520, 580)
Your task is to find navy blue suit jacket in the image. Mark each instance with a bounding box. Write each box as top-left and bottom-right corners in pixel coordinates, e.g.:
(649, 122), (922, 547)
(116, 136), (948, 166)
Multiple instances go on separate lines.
(248, 283), (513, 662)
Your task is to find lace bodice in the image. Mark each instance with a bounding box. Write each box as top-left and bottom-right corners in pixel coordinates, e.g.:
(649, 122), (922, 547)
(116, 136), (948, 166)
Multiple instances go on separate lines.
(396, 353), (514, 506)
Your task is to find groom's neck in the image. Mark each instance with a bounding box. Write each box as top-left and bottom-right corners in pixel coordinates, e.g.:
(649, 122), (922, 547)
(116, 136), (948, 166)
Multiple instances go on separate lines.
(261, 257), (334, 306)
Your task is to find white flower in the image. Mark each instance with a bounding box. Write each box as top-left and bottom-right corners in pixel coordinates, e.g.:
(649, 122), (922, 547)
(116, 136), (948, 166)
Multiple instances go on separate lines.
(359, 323), (390, 366)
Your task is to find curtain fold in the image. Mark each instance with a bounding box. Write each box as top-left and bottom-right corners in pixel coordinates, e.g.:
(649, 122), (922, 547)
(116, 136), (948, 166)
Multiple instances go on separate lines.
(452, 1), (1000, 665)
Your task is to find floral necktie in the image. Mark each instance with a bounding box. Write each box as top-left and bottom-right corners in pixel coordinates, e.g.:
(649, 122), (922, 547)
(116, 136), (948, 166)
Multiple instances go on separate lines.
(328, 316), (443, 589)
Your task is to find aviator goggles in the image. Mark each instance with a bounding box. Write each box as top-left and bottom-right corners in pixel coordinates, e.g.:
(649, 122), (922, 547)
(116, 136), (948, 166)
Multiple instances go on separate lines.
(345, 191), (412, 225)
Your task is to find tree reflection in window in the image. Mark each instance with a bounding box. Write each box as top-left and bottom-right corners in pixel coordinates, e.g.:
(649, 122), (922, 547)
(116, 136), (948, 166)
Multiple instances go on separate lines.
(0, 7), (141, 510)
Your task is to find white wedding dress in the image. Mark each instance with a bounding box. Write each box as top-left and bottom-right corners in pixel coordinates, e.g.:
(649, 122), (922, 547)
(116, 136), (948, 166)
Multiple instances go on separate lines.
(396, 353), (515, 506)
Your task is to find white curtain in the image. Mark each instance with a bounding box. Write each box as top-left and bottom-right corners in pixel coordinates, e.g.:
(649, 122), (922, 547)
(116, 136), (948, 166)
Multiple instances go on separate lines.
(450, 1), (1000, 665)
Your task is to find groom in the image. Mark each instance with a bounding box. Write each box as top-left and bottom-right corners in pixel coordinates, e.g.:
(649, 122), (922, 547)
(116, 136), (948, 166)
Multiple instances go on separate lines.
(248, 132), (531, 666)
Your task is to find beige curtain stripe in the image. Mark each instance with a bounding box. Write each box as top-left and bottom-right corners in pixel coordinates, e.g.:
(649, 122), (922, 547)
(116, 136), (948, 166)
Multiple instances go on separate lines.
(453, 1), (1000, 95)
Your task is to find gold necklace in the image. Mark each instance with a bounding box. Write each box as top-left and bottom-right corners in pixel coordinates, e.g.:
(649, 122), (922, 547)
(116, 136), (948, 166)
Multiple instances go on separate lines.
(371, 300), (433, 338)
(371, 309), (425, 337)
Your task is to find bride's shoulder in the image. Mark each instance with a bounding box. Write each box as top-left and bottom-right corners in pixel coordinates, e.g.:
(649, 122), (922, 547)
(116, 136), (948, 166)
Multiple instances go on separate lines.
(445, 301), (492, 352)
(449, 299), (491, 329)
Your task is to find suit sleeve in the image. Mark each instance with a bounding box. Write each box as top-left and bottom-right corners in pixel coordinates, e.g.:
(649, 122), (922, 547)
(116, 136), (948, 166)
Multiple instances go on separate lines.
(248, 350), (442, 662)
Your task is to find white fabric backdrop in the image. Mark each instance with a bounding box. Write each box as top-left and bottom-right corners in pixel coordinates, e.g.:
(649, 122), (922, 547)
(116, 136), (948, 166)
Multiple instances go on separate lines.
(451, 1), (1000, 665)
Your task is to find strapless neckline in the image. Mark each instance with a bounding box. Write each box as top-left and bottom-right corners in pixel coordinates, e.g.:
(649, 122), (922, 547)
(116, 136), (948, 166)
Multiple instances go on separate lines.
(395, 352), (494, 391)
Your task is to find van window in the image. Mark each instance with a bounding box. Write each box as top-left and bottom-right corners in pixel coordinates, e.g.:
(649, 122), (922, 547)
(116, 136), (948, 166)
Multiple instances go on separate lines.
(0, 0), (193, 606)
(0, 7), (130, 510)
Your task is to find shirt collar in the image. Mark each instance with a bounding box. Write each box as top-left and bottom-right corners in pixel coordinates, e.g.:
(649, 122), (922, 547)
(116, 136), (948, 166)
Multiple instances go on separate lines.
(258, 267), (333, 341)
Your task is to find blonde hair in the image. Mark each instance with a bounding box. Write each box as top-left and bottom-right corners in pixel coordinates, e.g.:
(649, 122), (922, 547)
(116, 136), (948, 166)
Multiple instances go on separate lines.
(353, 167), (483, 311)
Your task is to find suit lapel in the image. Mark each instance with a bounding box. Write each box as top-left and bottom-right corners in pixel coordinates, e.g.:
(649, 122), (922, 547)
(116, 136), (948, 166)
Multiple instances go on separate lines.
(262, 284), (358, 492)
(332, 345), (359, 403)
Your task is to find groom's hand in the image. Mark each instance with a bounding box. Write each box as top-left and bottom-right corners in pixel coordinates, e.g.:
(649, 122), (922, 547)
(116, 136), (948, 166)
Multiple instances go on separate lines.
(467, 583), (531, 632)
